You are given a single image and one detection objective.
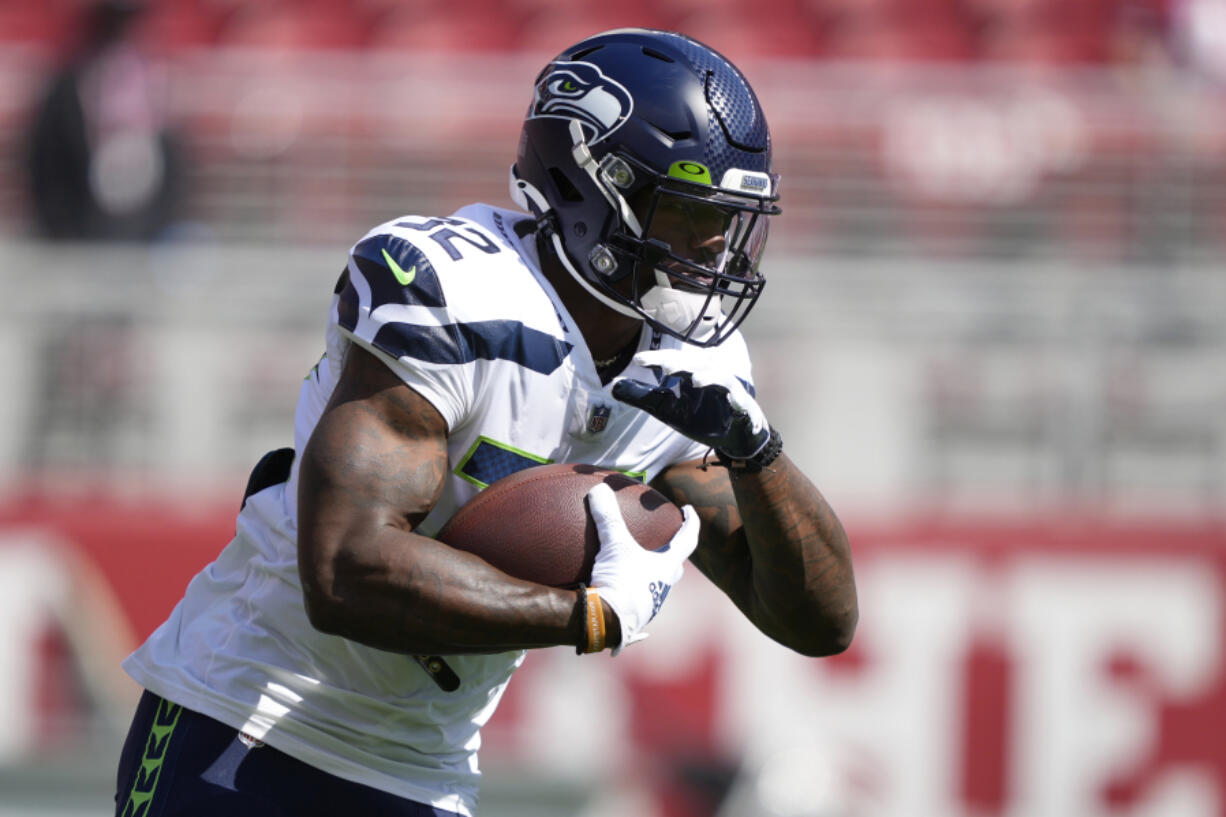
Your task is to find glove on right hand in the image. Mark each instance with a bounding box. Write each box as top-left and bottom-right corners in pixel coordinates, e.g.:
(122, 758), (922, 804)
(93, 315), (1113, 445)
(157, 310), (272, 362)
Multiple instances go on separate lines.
(587, 483), (700, 654)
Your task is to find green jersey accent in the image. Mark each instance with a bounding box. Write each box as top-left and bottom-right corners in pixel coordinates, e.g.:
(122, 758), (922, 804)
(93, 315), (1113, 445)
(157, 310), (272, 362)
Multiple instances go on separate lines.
(382, 247), (417, 286)
(667, 160), (713, 185)
(120, 204), (745, 817)
(304, 352), (326, 382)
(455, 436), (551, 490)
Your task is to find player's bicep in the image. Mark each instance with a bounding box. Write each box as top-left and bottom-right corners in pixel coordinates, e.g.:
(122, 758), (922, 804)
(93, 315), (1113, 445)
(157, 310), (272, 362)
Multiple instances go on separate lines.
(297, 344), (449, 583)
(651, 459), (752, 602)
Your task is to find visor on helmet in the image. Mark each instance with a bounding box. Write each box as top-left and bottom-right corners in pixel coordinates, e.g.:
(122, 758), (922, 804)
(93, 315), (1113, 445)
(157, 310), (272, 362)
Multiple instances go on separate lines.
(597, 158), (776, 345)
(638, 186), (770, 283)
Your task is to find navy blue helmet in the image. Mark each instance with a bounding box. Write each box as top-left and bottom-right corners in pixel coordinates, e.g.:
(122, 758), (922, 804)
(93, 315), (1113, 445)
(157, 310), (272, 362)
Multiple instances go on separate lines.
(510, 28), (780, 347)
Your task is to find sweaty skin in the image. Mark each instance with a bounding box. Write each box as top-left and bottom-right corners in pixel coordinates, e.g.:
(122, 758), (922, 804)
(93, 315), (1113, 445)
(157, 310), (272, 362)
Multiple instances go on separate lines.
(651, 456), (856, 656)
(296, 205), (856, 658)
(590, 197), (858, 657)
(594, 196), (857, 656)
(297, 345), (622, 653)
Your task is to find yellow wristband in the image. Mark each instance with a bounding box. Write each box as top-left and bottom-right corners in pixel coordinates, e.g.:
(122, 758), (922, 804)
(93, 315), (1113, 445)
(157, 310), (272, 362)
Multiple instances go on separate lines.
(583, 587), (606, 654)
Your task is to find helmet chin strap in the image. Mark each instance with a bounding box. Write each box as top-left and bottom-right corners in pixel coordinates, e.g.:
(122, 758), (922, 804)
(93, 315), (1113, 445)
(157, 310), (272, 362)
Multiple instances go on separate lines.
(510, 164), (722, 340)
(548, 230), (644, 321)
(639, 270), (721, 340)
(509, 165), (643, 321)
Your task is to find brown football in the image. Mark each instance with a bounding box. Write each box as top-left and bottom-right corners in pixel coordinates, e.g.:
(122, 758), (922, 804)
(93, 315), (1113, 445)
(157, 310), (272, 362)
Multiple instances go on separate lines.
(435, 463), (684, 587)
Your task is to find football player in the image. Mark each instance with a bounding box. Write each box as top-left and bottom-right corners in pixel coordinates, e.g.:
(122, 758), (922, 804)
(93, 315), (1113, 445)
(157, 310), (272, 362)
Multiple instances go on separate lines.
(115, 28), (857, 817)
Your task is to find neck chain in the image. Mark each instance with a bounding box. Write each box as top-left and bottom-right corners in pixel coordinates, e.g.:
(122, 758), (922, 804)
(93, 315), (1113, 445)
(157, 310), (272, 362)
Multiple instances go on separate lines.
(593, 341), (634, 369)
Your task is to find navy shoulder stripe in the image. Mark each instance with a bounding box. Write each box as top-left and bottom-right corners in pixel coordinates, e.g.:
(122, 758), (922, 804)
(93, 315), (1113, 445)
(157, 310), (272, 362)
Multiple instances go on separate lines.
(338, 274), (359, 331)
(352, 235), (447, 309)
(373, 319), (573, 375)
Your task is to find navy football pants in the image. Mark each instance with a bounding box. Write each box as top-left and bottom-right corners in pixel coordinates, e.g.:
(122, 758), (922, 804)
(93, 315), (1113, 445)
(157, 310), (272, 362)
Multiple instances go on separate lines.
(114, 690), (462, 817)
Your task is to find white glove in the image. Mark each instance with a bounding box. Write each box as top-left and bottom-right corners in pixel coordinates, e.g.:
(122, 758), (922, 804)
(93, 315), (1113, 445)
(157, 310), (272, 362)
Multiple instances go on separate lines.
(587, 482), (700, 654)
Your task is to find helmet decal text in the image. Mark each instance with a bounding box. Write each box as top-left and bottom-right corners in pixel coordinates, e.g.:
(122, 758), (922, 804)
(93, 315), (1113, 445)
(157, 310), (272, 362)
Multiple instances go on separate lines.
(529, 61), (634, 144)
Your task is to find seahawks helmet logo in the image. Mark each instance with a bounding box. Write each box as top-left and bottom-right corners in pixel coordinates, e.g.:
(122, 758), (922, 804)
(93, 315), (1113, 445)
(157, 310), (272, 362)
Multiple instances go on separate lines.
(529, 61), (633, 144)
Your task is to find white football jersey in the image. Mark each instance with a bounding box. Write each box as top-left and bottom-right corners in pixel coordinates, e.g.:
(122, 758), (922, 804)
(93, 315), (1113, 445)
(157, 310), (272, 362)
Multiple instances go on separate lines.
(123, 204), (757, 816)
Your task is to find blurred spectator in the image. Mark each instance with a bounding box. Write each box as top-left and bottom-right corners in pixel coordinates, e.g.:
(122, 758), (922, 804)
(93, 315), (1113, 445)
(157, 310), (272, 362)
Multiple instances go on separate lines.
(1172, 0), (1226, 83)
(25, 0), (186, 241)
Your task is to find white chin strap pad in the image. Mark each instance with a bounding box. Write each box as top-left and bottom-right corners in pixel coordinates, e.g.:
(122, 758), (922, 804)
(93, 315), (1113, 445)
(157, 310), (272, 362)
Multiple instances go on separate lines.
(639, 272), (721, 339)
(510, 164), (723, 339)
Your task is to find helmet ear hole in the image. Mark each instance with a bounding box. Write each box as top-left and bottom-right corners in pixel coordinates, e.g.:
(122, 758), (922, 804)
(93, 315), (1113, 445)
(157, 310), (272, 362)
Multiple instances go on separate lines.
(548, 168), (584, 203)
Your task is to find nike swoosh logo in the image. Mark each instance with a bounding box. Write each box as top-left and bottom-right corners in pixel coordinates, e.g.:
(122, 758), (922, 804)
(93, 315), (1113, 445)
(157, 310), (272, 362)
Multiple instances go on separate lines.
(382, 248), (416, 286)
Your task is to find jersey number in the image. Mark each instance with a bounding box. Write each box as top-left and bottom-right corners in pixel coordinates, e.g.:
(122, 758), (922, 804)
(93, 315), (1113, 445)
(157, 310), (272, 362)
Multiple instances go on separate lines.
(395, 217), (500, 261)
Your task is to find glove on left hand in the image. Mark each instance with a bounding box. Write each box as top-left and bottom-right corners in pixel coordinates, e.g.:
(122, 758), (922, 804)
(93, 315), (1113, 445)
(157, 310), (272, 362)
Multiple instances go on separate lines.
(611, 349), (771, 459)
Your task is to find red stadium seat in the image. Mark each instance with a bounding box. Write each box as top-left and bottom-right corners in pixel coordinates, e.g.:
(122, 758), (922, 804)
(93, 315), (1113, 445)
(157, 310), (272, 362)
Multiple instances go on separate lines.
(827, 17), (976, 61)
(982, 28), (1113, 63)
(515, 5), (678, 57)
(810, 0), (979, 61)
(136, 0), (226, 54)
(368, 5), (520, 53)
(0, 0), (73, 51)
(658, 0), (741, 27)
(814, 0), (967, 17)
(977, 0), (1120, 63)
(219, 0), (369, 51)
(674, 4), (826, 62)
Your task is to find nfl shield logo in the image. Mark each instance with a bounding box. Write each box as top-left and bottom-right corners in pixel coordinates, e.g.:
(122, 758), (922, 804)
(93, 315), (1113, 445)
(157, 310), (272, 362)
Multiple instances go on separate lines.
(588, 405), (611, 434)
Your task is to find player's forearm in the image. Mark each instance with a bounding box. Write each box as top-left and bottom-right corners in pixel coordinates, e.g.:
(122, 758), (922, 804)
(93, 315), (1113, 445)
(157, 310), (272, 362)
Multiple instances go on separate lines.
(729, 454), (858, 656)
(300, 527), (587, 655)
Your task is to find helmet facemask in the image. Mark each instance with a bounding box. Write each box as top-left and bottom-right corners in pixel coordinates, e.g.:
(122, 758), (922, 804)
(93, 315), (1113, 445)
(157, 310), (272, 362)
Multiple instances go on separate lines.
(591, 151), (778, 347)
(509, 28), (782, 348)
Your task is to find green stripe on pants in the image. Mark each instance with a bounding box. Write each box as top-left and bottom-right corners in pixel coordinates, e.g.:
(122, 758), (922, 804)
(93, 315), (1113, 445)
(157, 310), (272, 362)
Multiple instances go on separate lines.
(121, 698), (183, 817)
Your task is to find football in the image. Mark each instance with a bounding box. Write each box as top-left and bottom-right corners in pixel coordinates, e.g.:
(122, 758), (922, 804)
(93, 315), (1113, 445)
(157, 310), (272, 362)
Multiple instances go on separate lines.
(435, 463), (684, 587)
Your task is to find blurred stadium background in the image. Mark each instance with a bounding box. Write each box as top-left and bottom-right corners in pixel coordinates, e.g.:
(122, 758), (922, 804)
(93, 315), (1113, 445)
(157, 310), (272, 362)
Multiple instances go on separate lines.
(1, 0), (1224, 815)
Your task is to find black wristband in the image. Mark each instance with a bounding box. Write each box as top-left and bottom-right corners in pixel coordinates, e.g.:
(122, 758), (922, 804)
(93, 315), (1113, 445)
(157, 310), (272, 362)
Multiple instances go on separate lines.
(715, 428), (783, 473)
